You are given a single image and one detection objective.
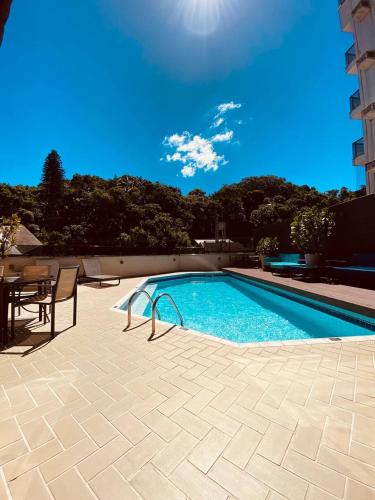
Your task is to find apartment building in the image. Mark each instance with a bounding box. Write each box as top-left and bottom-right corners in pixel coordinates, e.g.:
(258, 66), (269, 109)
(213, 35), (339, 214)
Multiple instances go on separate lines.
(339, 0), (375, 194)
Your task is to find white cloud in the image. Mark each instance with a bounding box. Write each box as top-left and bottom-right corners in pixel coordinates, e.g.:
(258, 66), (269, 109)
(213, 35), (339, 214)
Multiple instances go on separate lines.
(211, 102), (243, 129)
(163, 132), (227, 178)
(162, 101), (242, 178)
(217, 102), (242, 115)
(212, 117), (225, 128)
(211, 130), (234, 143)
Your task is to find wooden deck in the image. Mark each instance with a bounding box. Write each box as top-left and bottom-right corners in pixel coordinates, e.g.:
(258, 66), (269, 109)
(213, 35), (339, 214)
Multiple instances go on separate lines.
(223, 268), (375, 316)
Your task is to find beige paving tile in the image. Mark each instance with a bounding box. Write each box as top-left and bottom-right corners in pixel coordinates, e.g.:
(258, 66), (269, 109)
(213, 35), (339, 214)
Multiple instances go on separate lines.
(90, 466), (141, 500)
(188, 427), (230, 473)
(345, 479), (375, 500)
(130, 392), (167, 419)
(78, 435), (133, 481)
(318, 445), (375, 490)
(130, 463), (185, 500)
(21, 417), (55, 450)
(157, 391), (191, 417)
(257, 423), (293, 465)
(52, 415), (86, 448)
(8, 469), (50, 500)
(247, 454), (308, 500)
(183, 388), (216, 415)
(170, 407), (211, 439)
(227, 403), (270, 434)
(222, 425), (262, 469)
(284, 449), (346, 498)
(199, 406), (241, 437)
(40, 437), (97, 482)
(170, 460), (228, 500)
(322, 416), (352, 455)
(291, 423), (323, 460)
(82, 413), (119, 447)
(0, 418), (21, 449)
(350, 440), (375, 467)
(353, 414), (375, 449)
(209, 457), (269, 500)
(48, 468), (96, 500)
(115, 433), (166, 479)
(152, 430), (198, 476)
(4, 439), (63, 482)
(142, 410), (181, 442)
(0, 439), (29, 466)
(112, 411), (150, 445)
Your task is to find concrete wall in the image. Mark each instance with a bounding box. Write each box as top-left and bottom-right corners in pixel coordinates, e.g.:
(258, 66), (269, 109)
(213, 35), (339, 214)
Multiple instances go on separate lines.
(0, 253), (236, 278)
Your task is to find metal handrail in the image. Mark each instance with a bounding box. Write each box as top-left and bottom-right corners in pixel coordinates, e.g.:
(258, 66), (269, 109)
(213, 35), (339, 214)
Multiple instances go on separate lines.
(151, 293), (184, 334)
(126, 290), (160, 329)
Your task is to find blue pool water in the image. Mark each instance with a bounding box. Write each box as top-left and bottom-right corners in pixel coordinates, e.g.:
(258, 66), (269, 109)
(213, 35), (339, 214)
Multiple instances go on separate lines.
(121, 273), (375, 343)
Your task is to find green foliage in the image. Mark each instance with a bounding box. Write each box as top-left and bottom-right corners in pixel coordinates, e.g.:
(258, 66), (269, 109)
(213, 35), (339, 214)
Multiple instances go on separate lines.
(256, 237), (279, 256)
(290, 207), (335, 254)
(41, 150), (65, 202)
(0, 157), (359, 256)
(0, 213), (21, 258)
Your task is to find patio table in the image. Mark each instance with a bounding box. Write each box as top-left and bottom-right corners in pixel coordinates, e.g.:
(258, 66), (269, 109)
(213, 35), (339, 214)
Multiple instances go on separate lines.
(0, 275), (52, 345)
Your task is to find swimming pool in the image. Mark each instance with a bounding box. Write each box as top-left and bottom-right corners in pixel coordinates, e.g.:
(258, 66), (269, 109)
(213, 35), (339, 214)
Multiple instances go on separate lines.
(117, 272), (375, 343)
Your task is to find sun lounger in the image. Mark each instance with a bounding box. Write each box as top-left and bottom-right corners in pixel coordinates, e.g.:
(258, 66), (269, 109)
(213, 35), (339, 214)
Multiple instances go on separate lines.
(82, 259), (121, 286)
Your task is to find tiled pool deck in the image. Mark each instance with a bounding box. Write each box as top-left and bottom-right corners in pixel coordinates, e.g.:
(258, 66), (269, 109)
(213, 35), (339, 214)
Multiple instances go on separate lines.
(1, 275), (375, 499)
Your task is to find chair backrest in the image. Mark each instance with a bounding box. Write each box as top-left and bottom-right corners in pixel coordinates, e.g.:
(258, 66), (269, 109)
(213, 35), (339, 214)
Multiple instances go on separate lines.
(22, 265), (50, 278)
(279, 253), (302, 263)
(36, 259), (60, 278)
(54, 266), (79, 302)
(82, 259), (101, 276)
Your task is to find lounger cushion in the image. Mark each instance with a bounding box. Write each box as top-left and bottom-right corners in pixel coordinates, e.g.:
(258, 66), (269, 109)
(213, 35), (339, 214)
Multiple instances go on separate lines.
(333, 266), (375, 273)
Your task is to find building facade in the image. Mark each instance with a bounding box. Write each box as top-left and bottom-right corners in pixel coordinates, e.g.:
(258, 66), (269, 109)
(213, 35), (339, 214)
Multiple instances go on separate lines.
(339, 0), (375, 194)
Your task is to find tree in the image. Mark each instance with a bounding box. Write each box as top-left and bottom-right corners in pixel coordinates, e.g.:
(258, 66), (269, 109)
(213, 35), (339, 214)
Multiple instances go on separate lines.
(0, 213), (21, 258)
(40, 150), (65, 203)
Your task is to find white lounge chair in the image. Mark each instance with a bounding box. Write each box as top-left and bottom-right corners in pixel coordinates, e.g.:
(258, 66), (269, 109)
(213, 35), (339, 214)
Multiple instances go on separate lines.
(82, 259), (121, 287)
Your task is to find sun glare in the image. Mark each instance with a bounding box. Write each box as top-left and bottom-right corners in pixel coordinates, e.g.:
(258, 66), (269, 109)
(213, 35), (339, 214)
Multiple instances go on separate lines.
(177, 0), (237, 37)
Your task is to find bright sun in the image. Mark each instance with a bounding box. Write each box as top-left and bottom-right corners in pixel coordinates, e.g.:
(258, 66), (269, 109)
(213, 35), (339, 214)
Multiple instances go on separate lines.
(177, 0), (237, 37)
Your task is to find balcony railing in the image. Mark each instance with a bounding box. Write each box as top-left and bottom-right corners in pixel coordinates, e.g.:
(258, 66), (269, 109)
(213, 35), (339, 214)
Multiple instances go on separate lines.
(353, 138), (365, 160)
(350, 90), (361, 112)
(345, 44), (357, 69)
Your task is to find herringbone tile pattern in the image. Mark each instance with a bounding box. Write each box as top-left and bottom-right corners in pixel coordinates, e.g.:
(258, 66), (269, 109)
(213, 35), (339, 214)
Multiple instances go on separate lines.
(1, 279), (375, 499)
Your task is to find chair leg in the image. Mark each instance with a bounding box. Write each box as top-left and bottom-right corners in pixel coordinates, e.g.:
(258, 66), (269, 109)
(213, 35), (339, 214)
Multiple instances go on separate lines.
(39, 304), (42, 322)
(11, 300), (15, 340)
(73, 292), (77, 326)
(51, 303), (55, 339)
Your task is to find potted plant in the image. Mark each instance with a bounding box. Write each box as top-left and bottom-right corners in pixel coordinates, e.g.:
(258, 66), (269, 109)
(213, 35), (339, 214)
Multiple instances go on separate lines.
(256, 237), (280, 271)
(290, 207), (335, 266)
(0, 214), (21, 275)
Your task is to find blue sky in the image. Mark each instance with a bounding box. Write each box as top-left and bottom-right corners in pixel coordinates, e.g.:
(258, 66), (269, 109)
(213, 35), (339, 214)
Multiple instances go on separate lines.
(0, 0), (363, 193)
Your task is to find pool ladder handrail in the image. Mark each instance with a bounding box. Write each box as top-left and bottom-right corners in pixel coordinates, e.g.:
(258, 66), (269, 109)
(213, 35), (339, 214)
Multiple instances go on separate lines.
(152, 293), (184, 334)
(126, 290), (160, 329)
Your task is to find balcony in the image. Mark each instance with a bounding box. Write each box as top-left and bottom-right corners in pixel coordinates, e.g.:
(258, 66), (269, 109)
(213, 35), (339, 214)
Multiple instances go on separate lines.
(339, 0), (353, 32)
(357, 50), (375, 70)
(350, 90), (362, 119)
(345, 44), (358, 74)
(352, 0), (371, 21)
(353, 138), (366, 165)
(362, 102), (375, 120)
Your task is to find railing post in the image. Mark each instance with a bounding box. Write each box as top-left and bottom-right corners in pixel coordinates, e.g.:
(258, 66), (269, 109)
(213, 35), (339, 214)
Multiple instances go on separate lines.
(127, 300), (132, 329)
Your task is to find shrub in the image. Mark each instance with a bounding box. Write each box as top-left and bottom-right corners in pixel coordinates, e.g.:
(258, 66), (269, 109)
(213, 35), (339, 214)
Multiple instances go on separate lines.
(290, 207), (335, 254)
(256, 236), (279, 256)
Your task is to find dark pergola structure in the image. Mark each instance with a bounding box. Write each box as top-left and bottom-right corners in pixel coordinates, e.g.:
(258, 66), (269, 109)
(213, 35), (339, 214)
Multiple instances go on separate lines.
(0, 0), (12, 47)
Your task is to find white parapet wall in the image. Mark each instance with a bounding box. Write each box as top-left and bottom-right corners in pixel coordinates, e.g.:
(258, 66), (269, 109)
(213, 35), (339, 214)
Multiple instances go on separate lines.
(1, 253), (238, 278)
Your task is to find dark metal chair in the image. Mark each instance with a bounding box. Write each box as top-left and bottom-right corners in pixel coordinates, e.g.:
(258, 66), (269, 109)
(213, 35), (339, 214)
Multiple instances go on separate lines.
(12, 266), (79, 339)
